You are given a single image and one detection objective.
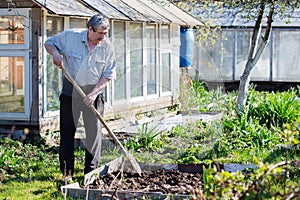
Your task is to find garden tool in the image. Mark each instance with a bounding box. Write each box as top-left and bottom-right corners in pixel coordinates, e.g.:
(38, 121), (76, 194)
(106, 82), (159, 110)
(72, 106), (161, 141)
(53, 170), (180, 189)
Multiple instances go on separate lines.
(61, 67), (142, 176)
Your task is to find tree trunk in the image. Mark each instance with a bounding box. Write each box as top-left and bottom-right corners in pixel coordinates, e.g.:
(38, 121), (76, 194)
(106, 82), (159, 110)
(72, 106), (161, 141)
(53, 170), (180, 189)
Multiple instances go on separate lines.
(236, 60), (253, 112)
(235, 1), (274, 113)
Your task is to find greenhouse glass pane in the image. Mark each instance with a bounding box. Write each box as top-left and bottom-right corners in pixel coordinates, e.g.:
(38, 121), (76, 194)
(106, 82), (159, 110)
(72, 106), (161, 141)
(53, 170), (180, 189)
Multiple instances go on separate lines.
(70, 18), (87, 29)
(113, 22), (126, 100)
(198, 32), (223, 81)
(235, 30), (270, 81)
(235, 30), (251, 80)
(0, 56), (24, 112)
(161, 25), (170, 44)
(46, 16), (64, 111)
(273, 30), (300, 81)
(220, 30), (234, 80)
(130, 23), (143, 98)
(162, 53), (171, 92)
(146, 24), (156, 95)
(0, 16), (24, 44)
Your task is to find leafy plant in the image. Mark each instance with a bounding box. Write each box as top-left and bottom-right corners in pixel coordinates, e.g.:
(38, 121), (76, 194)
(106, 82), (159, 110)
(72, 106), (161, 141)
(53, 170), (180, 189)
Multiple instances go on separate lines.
(246, 87), (300, 128)
(0, 138), (24, 175)
(124, 123), (164, 152)
(193, 159), (300, 200)
(177, 143), (203, 164)
(183, 80), (237, 112)
(223, 114), (281, 150)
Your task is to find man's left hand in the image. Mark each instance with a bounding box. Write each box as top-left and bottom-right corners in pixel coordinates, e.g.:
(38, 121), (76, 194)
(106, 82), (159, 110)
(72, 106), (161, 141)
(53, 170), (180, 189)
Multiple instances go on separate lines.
(83, 93), (97, 107)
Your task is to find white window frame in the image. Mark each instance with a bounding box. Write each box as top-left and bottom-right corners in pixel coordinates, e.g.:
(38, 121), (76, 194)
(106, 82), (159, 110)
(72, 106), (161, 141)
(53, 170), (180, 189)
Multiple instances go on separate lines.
(0, 9), (30, 50)
(0, 50), (31, 119)
(0, 8), (31, 120)
(160, 50), (173, 96)
(159, 24), (173, 97)
(42, 12), (63, 118)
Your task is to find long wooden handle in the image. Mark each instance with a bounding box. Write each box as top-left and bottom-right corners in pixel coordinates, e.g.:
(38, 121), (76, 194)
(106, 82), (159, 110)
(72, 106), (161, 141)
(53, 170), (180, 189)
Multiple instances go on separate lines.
(62, 68), (141, 175)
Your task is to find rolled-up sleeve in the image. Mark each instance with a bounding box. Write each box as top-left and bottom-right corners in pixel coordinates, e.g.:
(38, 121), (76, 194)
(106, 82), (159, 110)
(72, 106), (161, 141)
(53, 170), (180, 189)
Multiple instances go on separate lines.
(44, 31), (66, 54)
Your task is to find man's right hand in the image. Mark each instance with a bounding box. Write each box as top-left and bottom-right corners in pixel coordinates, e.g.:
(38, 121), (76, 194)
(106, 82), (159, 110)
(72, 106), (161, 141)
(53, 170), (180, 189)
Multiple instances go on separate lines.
(44, 43), (64, 69)
(53, 54), (64, 69)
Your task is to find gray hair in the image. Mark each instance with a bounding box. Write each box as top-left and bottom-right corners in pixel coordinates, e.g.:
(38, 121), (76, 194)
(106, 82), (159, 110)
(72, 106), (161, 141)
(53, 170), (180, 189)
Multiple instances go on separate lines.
(87, 14), (110, 31)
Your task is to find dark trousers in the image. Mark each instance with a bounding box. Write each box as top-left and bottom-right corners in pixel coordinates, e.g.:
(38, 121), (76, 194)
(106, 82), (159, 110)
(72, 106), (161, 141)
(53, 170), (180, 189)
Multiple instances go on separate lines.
(59, 87), (104, 176)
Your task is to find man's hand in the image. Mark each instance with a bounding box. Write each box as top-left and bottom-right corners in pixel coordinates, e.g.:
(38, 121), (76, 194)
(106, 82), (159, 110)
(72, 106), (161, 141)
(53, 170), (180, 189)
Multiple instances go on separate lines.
(44, 43), (64, 69)
(83, 93), (98, 107)
(53, 53), (64, 69)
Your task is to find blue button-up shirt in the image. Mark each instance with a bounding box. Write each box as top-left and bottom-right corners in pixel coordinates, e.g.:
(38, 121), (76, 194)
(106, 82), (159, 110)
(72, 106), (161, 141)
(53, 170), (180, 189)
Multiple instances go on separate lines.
(45, 28), (116, 96)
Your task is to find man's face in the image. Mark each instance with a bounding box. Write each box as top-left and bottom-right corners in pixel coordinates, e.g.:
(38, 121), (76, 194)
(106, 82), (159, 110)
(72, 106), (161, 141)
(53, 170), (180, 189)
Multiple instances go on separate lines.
(88, 26), (108, 45)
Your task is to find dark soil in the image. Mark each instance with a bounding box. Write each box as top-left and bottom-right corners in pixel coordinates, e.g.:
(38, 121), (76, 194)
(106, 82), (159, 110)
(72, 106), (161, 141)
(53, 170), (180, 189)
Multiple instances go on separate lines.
(93, 169), (203, 195)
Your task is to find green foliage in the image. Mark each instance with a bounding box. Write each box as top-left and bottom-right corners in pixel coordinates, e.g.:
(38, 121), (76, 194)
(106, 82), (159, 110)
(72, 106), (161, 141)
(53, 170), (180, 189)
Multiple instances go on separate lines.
(185, 80), (236, 112)
(0, 138), (21, 175)
(177, 143), (202, 164)
(206, 139), (231, 159)
(168, 124), (187, 138)
(207, 86), (300, 159)
(177, 84), (300, 164)
(124, 123), (164, 152)
(194, 159), (300, 200)
(172, 119), (224, 163)
(0, 137), (84, 199)
(0, 137), (58, 179)
(223, 114), (281, 150)
(246, 88), (300, 128)
(1, 83), (300, 199)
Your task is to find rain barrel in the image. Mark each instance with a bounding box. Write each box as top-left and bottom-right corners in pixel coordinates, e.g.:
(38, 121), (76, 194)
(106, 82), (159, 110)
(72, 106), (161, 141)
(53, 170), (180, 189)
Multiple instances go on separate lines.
(180, 28), (195, 67)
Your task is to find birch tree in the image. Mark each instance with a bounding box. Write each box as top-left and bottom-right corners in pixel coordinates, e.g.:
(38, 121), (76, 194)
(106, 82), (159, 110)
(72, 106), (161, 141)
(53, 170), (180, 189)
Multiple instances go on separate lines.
(235, 1), (274, 113)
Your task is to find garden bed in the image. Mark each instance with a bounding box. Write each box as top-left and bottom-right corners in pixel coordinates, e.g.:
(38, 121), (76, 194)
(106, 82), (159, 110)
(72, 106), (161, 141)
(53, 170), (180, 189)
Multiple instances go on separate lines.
(62, 164), (204, 200)
(61, 157), (256, 200)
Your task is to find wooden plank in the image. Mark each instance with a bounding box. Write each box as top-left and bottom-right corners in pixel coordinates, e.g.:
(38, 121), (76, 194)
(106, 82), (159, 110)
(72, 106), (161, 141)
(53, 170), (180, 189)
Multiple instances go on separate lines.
(0, 0), (36, 8)
(31, 8), (42, 126)
(105, 96), (175, 119)
(38, 96), (176, 135)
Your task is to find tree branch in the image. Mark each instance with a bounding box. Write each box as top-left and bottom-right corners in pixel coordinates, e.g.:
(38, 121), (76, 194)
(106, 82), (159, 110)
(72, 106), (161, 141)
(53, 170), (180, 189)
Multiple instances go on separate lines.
(247, 0), (265, 61)
(263, 1), (274, 42)
(251, 1), (274, 69)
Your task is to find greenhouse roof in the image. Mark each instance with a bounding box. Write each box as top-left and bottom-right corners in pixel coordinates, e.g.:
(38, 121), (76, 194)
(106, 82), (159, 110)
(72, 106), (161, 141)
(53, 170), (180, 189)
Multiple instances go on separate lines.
(32, 0), (202, 26)
(198, 6), (300, 27)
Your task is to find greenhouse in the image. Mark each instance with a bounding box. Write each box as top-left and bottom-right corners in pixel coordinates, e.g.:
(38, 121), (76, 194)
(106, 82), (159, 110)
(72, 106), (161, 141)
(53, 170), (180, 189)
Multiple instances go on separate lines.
(193, 7), (300, 90)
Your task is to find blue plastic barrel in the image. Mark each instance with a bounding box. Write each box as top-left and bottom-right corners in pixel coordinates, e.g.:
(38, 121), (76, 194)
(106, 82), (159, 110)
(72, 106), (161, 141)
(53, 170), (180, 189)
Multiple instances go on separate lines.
(180, 28), (195, 67)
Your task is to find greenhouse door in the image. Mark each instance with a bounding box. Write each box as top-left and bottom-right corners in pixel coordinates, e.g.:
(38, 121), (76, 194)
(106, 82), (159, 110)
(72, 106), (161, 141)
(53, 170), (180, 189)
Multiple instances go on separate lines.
(0, 9), (31, 120)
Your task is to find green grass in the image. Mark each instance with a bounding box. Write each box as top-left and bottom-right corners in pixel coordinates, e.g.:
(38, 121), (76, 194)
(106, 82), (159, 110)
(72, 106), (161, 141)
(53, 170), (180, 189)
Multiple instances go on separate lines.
(0, 180), (63, 200)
